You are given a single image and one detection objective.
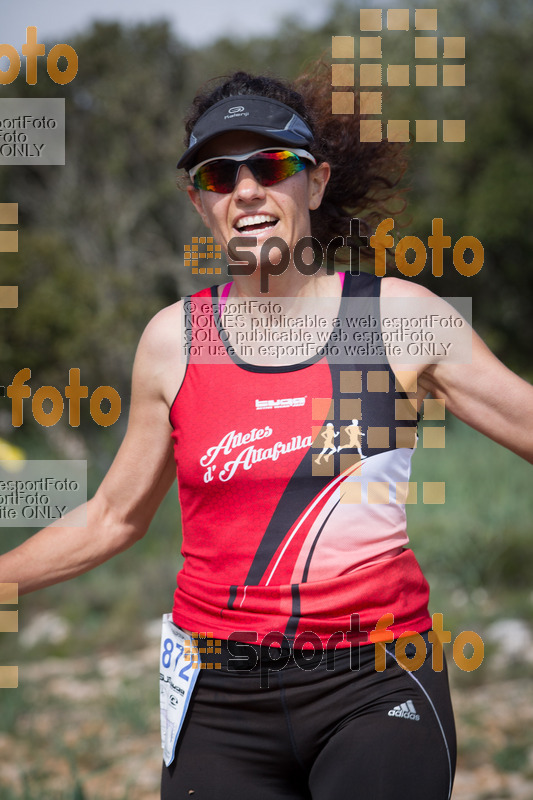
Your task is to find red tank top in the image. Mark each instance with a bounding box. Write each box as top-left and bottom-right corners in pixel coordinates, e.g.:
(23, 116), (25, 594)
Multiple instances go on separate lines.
(169, 272), (431, 648)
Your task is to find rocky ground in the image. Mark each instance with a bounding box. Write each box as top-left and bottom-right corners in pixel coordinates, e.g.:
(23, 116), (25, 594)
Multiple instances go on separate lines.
(1, 618), (532, 800)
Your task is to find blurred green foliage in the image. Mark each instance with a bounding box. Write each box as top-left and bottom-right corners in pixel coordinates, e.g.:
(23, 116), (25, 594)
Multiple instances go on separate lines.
(408, 417), (533, 591)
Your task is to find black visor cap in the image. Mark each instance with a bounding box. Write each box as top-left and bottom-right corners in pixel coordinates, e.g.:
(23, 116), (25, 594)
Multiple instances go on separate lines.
(177, 95), (315, 171)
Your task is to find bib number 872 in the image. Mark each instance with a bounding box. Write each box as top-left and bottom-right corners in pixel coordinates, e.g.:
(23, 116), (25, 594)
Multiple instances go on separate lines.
(161, 637), (193, 680)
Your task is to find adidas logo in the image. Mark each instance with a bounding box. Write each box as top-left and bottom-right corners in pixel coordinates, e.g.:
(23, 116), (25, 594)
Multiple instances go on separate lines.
(388, 700), (420, 721)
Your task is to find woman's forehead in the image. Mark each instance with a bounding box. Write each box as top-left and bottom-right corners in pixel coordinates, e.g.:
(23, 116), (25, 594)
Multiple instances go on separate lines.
(194, 131), (277, 162)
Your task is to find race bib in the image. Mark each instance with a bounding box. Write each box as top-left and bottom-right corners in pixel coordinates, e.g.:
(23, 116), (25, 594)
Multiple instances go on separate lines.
(159, 613), (201, 766)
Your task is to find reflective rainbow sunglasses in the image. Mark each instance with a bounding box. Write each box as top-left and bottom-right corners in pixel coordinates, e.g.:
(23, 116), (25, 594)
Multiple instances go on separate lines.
(189, 147), (317, 193)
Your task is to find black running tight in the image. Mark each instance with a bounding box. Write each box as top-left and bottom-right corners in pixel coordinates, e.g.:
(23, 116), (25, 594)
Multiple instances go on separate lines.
(161, 631), (456, 799)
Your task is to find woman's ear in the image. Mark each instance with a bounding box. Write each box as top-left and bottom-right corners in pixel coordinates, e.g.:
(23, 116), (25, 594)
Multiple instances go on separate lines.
(308, 161), (331, 211)
(187, 185), (210, 227)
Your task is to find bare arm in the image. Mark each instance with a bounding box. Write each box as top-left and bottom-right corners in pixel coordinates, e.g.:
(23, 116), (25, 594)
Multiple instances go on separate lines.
(420, 330), (533, 463)
(0, 301), (186, 597)
(382, 277), (533, 464)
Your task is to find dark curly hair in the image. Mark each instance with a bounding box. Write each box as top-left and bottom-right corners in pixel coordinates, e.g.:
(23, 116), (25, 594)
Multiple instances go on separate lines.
(181, 64), (408, 261)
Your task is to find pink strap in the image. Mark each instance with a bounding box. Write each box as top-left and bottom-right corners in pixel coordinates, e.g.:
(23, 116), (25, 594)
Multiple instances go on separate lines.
(218, 281), (232, 315)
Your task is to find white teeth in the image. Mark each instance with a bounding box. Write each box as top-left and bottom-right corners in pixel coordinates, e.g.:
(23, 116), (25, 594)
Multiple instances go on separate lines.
(235, 214), (277, 230)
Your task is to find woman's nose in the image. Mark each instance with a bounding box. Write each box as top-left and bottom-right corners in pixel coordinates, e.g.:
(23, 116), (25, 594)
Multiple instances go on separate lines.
(233, 164), (266, 200)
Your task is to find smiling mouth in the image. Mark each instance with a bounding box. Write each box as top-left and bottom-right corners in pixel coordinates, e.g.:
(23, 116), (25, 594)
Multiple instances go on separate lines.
(234, 214), (279, 234)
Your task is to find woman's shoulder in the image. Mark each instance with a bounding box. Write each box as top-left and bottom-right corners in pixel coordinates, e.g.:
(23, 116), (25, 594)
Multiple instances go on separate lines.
(133, 300), (188, 407)
(140, 279), (229, 351)
(134, 300), (184, 372)
(380, 276), (438, 300)
(142, 300), (185, 348)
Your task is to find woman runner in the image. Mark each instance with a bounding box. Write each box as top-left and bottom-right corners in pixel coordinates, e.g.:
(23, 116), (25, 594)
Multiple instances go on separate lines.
(1, 67), (532, 799)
